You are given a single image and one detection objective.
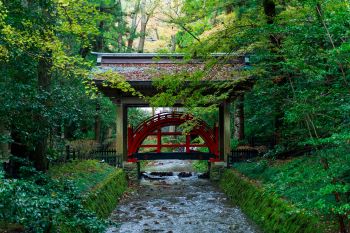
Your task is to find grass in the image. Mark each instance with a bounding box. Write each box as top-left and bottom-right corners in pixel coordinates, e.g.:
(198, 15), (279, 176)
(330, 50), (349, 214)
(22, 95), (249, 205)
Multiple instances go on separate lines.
(48, 160), (115, 193)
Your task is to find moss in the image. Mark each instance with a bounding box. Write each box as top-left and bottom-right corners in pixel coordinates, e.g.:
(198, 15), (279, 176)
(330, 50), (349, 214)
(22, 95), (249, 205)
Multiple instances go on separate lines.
(220, 169), (325, 233)
(83, 169), (127, 218)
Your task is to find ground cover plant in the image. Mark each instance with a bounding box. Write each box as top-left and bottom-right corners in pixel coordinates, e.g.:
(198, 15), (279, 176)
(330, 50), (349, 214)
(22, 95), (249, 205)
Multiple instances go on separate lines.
(48, 160), (115, 193)
(0, 158), (108, 233)
(233, 146), (350, 232)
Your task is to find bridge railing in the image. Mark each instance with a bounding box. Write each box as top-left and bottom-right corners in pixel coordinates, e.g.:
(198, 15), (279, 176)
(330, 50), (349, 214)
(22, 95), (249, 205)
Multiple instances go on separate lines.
(227, 148), (260, 167)
(132, 112), (186, 135)
(128, 112), (219, 160)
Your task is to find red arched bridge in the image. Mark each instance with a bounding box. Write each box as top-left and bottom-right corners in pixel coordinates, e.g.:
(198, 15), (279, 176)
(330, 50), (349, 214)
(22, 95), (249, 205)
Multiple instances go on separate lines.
(127, 112), (220, 162)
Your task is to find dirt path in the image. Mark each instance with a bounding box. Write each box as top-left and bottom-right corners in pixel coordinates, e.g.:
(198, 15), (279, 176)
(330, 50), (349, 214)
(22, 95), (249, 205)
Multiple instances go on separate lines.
(106, 161), (260, 233)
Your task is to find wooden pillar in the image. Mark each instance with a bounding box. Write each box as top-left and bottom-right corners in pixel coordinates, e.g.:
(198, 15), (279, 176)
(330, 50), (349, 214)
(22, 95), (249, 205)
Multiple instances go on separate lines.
(234, 95), (245, 141)
(116, 102), (127, 161)
(157, 127), (161, 153)
(219, 102), (231, 161)
(169, 107), (177, 137)
(186, 134), (191, 153)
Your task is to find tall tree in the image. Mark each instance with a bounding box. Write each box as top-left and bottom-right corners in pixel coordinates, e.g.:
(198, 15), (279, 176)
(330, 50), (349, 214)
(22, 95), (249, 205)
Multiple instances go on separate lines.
(0, 0), (111, 172)
(137, 0), (160, 53)
(127, 0), (141, 52)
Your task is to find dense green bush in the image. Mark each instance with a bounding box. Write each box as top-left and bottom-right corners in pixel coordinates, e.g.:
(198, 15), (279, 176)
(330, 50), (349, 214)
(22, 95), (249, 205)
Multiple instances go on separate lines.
(1, 159), (128, 233)
(0, 161), (106, 233)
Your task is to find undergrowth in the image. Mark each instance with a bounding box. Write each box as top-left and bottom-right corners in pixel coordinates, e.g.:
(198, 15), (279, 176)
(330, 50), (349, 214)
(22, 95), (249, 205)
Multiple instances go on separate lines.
(0, 160), (107, 233)
(48, 160), (115, 193)
(232, 147), (350, 232)
(1, 159), (127, 233)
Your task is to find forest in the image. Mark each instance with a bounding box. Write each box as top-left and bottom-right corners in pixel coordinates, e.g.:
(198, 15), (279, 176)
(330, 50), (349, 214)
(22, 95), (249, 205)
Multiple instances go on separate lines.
(0, 0), (349, 232)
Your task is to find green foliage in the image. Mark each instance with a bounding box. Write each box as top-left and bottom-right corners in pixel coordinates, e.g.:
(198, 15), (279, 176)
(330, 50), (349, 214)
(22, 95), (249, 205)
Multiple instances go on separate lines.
(233, 146), (350, 229)
(1, 159), (128, 232)
(48, 160), (115, 193)
(0, 159), (107, 233)
(159, 0), (350, 149)
(0, 0), (127, 169)
(128, 108), (152, 127)
(220, 169), (325, 233)
(192, 160), (208, 172)
(190, 107), (218, 128)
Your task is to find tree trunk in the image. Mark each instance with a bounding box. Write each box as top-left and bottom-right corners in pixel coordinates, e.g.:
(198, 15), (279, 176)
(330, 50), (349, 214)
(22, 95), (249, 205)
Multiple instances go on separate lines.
(79, 44), (90, 58)
(154, 28), (159, 40)
(106, 127), (113, 139)
(116, 0), (125, 52)
(262, 0), (284, 145)
(138, 0), (148, 53)
(127, 0), (141, 52)
(225, 3), (234, 14)
(263, 0), (276, 24)
(170, 34), (176, 52)
(7, 130), (28, 177)
(33, 3), (53, 170)
(93, 21), (104, 52)
(234, 95), (245, 141)
(32, 54), (52, 171)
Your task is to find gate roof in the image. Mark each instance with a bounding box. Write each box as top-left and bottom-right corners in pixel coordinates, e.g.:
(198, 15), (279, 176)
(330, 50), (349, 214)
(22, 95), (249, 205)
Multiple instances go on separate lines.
(92, 53), (253, 100)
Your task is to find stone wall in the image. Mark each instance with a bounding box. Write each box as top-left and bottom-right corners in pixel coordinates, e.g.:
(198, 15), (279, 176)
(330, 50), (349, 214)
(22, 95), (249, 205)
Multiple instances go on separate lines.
(123, 162), (140, 181)
(220, 169), (325, 233)
(209, 161), (226, 181)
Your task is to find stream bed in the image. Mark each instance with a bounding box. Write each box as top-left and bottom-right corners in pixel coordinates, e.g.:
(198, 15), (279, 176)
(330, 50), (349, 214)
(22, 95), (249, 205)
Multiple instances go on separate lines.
(106, 160), (260, 233)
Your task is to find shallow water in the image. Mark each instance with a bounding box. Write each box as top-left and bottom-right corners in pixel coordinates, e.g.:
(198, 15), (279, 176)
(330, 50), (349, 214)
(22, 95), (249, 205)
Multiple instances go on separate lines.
(106, 160), (260, 233)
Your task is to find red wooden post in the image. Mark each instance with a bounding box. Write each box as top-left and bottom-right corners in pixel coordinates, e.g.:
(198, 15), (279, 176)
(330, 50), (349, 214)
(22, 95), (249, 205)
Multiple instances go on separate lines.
(157, 127), (161, 153)
(186, 134), (191, 153)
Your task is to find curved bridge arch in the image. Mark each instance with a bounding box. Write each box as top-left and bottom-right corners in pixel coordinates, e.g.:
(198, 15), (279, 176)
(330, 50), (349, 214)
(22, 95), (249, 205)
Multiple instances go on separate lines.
(127, 112), (219, 162)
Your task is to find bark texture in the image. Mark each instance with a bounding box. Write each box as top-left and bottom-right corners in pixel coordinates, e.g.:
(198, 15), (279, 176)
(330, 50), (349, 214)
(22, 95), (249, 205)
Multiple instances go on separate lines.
(234, 95), (245, 141)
